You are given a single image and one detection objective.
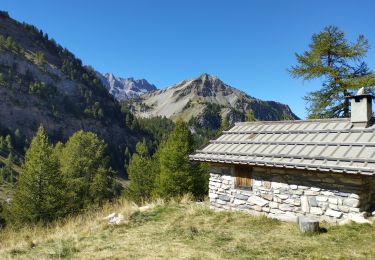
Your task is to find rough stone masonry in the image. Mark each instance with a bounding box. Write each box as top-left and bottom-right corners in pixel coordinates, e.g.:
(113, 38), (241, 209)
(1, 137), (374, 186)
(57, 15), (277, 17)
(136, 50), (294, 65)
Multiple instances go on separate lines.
(209, 164), (375, 223)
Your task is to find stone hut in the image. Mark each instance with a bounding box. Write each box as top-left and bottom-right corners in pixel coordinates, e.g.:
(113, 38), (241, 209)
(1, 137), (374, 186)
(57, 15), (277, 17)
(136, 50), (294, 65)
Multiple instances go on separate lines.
(190, 91), (375, 223)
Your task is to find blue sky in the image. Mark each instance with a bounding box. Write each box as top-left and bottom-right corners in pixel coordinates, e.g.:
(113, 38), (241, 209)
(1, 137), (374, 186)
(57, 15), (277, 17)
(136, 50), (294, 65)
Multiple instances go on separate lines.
(2, 0), (375, 118)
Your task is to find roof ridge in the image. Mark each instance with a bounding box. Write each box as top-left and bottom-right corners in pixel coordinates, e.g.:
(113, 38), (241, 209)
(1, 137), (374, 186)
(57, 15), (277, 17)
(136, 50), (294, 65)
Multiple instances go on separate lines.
(235, 118), (350, 125)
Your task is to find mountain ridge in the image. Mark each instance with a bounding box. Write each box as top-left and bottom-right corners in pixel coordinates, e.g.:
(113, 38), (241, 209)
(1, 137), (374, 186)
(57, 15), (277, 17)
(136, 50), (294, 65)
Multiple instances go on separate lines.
(130, 73), (298, 125)
(97, 72), (157, 100)
(0, 11), (140, 170)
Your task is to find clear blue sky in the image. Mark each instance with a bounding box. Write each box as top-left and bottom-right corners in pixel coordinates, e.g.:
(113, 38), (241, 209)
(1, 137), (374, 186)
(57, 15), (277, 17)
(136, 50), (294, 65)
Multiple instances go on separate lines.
(2, 0), (375, 118)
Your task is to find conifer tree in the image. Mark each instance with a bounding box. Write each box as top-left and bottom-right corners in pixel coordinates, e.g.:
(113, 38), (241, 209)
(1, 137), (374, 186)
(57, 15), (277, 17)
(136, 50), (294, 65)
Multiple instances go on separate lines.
(10, 126), (66, 224)
(1, 153), (15, 183)
(246, 110), (256, 122)
(126, 139), (157, 203)
(154, 120), (208, 199)
(60, 131), (120, 211)
(289, 26), (375, 118)
(5, 135), (12, 153)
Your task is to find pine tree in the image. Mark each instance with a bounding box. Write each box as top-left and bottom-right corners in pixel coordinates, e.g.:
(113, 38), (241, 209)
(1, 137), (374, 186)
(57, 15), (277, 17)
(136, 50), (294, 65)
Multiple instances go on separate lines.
(10, 126), (66, 224)
(154, 120), (208, 199)
(126, 139), (157, 203)
(60, 130), (120, 211)
(246, 110), (256, 122)
(124, 146), (131, 171)
(34, 51), (45, 65)
(289, 26), (375, 118)
(3, 153), (15, 183)
(5, 135), (12, 153)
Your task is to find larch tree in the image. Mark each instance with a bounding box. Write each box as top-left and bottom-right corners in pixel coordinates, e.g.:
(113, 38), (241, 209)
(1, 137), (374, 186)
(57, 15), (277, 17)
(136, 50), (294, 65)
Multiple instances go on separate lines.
(10, 126), (66, 224)
(154, 119), (208, 199)
(126, 139), (157, 203)
(289, 25), (375, 118)
(59, 130), (120, 212)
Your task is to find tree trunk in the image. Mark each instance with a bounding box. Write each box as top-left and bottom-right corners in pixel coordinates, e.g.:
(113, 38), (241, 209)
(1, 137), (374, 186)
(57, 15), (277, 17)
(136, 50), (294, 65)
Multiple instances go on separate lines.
(298, 216), (320, 233)
(343, 89), (350, 118)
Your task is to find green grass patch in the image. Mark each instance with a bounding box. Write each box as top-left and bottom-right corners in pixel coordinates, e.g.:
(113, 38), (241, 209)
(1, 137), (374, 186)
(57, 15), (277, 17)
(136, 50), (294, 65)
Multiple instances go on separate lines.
(1, 202), (375, 259)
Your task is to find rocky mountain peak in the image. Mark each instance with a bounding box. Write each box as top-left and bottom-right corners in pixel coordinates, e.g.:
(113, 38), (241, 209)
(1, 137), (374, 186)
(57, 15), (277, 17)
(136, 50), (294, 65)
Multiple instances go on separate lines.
(134, 74), (298, 122)
(98, 72), (157, 100)
(176, 73), (231, 98)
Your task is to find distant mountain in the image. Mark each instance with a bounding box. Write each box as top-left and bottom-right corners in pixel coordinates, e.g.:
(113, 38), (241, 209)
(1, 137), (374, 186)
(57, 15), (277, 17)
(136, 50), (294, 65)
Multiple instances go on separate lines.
(97, 72), (157, 100)
(130, 73), (298, 125)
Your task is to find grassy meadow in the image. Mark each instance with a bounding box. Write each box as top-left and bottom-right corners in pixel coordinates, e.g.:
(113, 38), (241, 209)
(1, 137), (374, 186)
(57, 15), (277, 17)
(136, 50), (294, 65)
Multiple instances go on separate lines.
(0, 198), (374, 259)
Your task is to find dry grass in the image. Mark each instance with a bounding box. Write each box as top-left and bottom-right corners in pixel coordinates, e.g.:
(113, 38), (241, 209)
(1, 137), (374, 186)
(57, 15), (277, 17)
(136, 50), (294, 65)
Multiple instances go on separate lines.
(0, 197), (375, 259)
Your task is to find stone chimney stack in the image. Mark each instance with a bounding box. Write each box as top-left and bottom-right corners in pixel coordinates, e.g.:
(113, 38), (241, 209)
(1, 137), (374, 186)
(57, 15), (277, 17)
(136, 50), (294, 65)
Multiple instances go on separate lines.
(349, 87), (373, 128)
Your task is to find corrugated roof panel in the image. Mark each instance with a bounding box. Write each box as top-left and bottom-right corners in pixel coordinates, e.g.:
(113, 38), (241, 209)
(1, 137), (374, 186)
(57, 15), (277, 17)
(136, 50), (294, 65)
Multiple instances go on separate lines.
(228, 134), (241, 141)
(280, 134), (296, 142)
(243, 144), (260, 154)
(309, 145), (325, 156)
(337, 160), (352, 168)
(262, 144), (278, 154)
(202, 144), (217, 152)
(299, 145), (316, 156)
(292, 133), (307, 142)
(272, 124), (286, 131)
(334, 146), (350, 158)
(323, 160), (338, 168)
(322, 132), (338, 142)
(319, 145), (338, 157)
(249, 124), (263, 131)
(325, 122), (338, 130)
(304, 123), (318, 131)
(236, 124), (249, 132)
(333, 132), (348, 143)
(224, 144), (237, 153)
(277, 123), (291, 131)
(358, 146), (375, 159)
(271, 144), (287, 154)
(264, 133), (280, 142)
(290, 144), (306, 154)
(366, 162), (375, 169)
(229, 144), (246, 153)
(344, 132), (362, 143)
(347, 146), (364, 158)
(358, 132), (373, 142)
(213, 144), (226, 152)
(237, 143), (251, 153)
(350, 161), (366, 169)
(312, 133), (327, 142)
(227, 125), (240, 132)
(338, 121), (351, 129)
(191, 118), (375, 175)
(216, 135), (227, 141)
(254, 133), (268, 142)
(287, 124), (301, 131)
(220, 134), (232, 141)
(257, 124), (273, 132)
(304, 132), (320, 142)
(280, 144), (297, 154)
(252, 143), (270, 154)
(301, 158), (314, 165)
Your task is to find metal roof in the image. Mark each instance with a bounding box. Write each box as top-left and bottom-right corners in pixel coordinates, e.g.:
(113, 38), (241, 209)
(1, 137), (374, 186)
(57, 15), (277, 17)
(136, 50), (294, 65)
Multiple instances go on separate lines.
(189, 118), (375, 175)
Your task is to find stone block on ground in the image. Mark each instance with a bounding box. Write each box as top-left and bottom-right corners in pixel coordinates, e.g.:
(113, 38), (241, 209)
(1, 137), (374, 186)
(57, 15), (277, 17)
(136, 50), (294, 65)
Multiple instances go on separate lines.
(298, 216), (319, 233)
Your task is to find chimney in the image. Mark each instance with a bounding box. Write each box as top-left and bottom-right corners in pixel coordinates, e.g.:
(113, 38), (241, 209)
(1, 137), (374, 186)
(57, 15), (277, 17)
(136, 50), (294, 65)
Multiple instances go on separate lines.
(349, 87), (373, 128)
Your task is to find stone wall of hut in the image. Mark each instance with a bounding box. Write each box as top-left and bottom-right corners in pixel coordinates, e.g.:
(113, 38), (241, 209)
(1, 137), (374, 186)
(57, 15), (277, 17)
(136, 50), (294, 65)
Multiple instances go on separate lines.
(209, 164), (374, 223)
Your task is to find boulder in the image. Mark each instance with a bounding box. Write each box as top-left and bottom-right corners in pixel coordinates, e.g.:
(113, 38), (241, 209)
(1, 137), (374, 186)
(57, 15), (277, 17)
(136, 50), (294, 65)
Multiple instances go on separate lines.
(104, 213), (124, 225)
